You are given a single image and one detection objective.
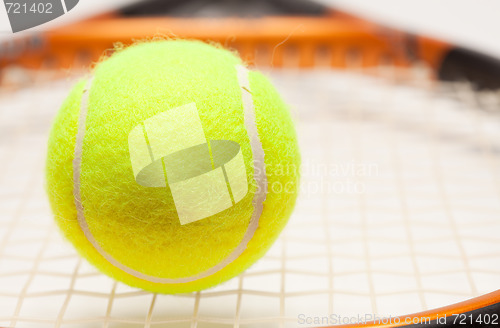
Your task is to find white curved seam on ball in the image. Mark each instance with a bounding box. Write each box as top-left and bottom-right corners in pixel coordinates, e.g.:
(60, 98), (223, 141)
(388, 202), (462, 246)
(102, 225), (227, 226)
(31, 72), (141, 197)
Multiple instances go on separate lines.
(73, 66), (267, 284)
(233, 64), (268, 256)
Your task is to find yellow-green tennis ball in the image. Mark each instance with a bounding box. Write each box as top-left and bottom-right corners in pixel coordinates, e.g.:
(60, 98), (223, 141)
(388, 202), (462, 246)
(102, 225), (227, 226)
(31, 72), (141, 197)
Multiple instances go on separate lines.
(45, 40), (300, 294)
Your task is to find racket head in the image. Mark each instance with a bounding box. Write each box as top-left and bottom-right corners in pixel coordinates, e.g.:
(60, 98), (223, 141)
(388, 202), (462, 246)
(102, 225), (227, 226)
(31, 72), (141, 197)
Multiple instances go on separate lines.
(1, 5), (500, 327)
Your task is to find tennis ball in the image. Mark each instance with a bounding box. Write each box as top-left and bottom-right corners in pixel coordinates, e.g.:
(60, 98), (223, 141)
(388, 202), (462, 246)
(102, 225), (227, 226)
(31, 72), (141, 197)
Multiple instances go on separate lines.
(46, 40), (300, 294)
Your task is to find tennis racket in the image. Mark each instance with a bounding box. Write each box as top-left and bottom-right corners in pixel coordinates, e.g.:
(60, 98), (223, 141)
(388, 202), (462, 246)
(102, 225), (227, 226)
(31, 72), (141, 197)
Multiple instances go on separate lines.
(0, 1), (499, 327)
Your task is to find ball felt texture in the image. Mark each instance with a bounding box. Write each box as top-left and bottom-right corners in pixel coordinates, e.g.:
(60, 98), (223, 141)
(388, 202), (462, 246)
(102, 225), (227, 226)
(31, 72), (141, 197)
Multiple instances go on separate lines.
(45, 40), (300, 294)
